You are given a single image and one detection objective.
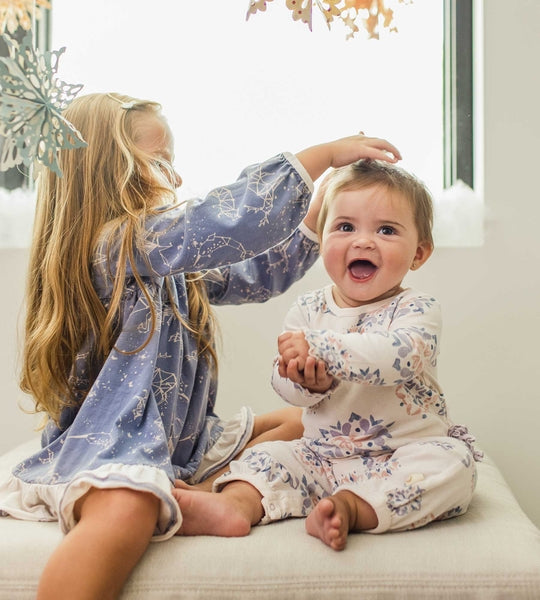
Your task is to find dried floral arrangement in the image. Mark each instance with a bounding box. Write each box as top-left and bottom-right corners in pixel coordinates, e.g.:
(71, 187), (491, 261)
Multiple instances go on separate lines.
(0, 0), (50, 35)
(247, 0), (413, 39)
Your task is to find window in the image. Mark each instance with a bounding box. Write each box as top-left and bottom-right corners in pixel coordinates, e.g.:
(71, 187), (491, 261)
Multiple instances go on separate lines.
(49, 0), (444, 197)
(0, 0), (481, 247)
(444, 0), (474, 189)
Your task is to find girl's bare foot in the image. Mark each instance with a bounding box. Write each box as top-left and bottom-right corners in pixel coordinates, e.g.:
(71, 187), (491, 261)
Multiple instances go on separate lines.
(305, 497), (349, 551)
(172, 482), (263, 537)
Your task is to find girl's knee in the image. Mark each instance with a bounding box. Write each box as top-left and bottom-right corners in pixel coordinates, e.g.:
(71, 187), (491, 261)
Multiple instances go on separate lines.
(75, 487), (160, 529)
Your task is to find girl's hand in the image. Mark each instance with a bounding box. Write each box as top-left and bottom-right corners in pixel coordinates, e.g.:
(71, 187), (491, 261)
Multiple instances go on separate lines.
(295, 133), (401, 183)
(326, 133), (402, 168)
(278, 355), (334, 394)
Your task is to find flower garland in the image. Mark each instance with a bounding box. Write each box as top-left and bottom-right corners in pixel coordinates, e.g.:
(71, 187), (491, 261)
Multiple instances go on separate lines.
(1, 1), (411, 42)
(247, 0), (413, 39)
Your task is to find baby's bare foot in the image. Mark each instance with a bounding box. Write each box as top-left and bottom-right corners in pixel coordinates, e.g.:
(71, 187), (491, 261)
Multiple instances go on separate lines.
(305, 496), (349, 551)
(172, 488), (251, 537)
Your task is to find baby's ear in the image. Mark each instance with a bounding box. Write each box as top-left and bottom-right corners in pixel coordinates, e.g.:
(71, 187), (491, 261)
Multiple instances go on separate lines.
(410, 242), (433, 270)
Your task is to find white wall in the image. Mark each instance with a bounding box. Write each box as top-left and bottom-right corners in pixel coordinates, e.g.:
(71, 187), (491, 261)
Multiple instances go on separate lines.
(1, 0), (539, 527)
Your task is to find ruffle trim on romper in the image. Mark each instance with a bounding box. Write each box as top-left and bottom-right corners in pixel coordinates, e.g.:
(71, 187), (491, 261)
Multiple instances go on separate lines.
(0, 463), (182, 541)
(188, 406), (255, 484)
(448, 424), (484, 461)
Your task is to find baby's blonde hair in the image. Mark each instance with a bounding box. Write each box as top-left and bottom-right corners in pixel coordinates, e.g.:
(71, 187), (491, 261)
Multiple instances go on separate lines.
(317, 160), (434, 248)
(21, 92), (217, 425)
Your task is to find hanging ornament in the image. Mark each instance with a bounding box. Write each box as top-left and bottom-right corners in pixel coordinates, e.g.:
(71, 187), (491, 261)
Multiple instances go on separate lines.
(0, 32), (87, 176)
(0, 0), (51, 35)
(247, 0), (413, 39)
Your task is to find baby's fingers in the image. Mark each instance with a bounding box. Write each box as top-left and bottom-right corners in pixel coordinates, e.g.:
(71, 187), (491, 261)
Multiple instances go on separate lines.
(277, 356), (288, 378)
(302, 356), (318, 387)
(285, 358), (305, 384)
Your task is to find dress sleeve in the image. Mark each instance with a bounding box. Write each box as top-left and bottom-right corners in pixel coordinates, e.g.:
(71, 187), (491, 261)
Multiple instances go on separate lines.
(96, 153), (313, 281)
(304, 294), (442, 386)
(205, 222), (319, 305)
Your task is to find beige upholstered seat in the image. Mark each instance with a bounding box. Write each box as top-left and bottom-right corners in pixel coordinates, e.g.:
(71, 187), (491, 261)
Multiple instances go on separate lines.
(1, 439), (539, 599)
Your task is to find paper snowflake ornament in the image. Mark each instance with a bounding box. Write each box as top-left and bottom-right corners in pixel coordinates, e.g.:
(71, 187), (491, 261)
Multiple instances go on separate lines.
(0, 32), (87, 177)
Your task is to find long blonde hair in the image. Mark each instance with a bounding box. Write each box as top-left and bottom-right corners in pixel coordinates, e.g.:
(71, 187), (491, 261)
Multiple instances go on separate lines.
(21, 92), (217, 425)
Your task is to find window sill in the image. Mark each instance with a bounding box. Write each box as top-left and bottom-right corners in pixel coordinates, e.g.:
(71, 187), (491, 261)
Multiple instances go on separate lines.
(433, 180), (484, 248)
(0, 187), (36, 249)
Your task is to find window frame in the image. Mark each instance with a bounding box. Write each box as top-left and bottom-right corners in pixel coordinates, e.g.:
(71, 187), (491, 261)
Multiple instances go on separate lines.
(443, 0), (474, 190)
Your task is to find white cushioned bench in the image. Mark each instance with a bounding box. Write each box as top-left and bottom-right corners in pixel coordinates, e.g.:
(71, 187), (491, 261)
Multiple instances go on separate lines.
(1, 439), (539, 599)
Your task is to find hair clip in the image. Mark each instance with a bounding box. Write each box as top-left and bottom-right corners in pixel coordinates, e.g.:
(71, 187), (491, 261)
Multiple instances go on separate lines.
(107, 93), (137, 110)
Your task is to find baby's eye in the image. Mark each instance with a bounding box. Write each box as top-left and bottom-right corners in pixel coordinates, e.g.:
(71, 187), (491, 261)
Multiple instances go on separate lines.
(378, 225), (396, 235)
(338, 222), (354, 232)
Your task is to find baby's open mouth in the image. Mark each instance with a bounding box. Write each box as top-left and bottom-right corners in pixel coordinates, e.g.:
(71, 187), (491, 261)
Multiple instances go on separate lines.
(348, 260), (377, 280)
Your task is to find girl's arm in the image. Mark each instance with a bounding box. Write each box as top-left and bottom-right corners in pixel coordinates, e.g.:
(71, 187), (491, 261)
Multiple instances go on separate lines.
(99, 135), (400, 279)
(204, 223), (319, 305)
(131, 152), (313, 277)
(295, 134), (400, 182)
(142, 134), (399, 276)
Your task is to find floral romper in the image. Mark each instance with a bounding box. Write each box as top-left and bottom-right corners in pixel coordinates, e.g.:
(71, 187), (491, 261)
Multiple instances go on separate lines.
(216, 285), (482, 533)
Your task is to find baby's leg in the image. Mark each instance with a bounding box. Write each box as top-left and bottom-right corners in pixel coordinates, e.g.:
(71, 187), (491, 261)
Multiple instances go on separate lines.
(173, 481), (264, 537)
(187, 407), (304, 491)
(331, 438), (477, 534)
(305, 491), (378, 551)
(176, 440), (332, 537)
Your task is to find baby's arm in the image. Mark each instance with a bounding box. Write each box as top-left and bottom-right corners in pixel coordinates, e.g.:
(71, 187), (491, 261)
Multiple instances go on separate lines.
(304, 295), (442, 386)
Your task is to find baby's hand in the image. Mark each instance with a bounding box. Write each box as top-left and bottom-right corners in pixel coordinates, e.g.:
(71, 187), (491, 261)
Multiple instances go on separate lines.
(278, 355), (334, 394)
(277, 330), (310, 371)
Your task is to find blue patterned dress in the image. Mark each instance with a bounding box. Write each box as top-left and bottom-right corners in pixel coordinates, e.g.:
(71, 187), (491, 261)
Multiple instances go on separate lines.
(0, 153), (319, 539)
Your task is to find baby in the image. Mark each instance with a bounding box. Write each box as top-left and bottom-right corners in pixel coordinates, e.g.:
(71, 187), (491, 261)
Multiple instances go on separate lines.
(173, 159), (480, 550)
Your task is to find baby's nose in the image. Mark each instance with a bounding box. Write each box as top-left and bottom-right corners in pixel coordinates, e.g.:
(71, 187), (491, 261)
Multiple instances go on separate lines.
(352, 234), (375, 249)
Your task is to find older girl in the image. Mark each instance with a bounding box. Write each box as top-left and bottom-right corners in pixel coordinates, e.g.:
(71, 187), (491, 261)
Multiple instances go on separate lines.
(0, 92), (400, 598)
